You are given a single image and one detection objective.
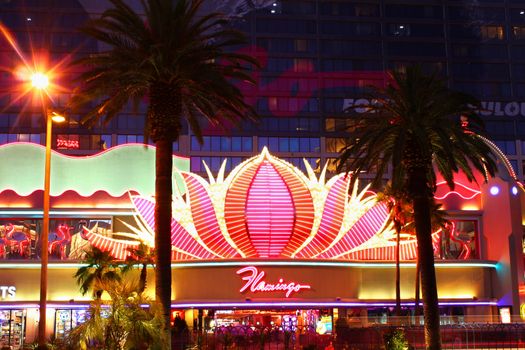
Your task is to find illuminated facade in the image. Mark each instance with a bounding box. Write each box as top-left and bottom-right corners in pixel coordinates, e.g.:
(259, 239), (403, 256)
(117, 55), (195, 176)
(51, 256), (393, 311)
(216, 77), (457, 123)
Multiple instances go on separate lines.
(0, 143), (523, 347)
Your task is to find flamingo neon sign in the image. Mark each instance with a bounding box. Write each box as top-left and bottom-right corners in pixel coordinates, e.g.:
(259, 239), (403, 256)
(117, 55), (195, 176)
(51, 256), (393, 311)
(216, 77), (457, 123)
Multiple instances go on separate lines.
(237, 266), (311, 298)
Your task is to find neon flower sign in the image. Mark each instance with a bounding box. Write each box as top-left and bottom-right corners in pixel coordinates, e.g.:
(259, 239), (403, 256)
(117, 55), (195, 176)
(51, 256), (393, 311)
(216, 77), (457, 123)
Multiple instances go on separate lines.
(84, 148), (441, 261)
(237, 266), (311, 298)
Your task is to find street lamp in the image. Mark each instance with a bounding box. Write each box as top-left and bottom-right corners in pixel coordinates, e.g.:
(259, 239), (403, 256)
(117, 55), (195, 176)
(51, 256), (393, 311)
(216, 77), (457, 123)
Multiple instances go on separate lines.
(31, 72), (64, 349)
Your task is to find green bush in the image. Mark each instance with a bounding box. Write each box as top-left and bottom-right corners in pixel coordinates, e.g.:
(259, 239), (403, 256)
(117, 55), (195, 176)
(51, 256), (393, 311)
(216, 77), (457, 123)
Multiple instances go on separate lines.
(383, 329), (409, 350)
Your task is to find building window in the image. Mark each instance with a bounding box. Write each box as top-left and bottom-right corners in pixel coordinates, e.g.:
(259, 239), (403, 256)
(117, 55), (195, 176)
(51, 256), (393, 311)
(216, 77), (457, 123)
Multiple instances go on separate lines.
(191, 136), (253, 152)
(282, 157), (319, 173)
(190, 156), (245, 173)
(116, 134), (144, 145)
(294, 39), (307, 52)
(325, 118), (360, 133)
(495, 141), (517, 155)
(439, 220), (479, 260)
(258, 137), (320, 153)
(0, 133), (40, 145)
(326, 137), (348, 153)
(480, 25), (504, 40)
(388, 23), (410, 36)
(513, 26), (525, 39)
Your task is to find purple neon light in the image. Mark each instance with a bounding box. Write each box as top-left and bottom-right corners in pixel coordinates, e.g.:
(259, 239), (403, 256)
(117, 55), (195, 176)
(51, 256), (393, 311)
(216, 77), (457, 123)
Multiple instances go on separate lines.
(0, 301), (497, 310)
(170, 301), (498, 308)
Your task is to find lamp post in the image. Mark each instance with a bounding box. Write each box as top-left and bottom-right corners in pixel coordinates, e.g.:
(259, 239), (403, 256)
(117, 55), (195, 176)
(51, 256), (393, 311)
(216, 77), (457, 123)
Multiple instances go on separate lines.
(31, 72), (64, 349)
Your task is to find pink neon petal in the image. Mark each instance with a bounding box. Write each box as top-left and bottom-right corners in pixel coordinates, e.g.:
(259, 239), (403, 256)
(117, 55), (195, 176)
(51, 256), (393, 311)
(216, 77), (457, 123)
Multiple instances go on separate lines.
(339, 232), (441, 260)
(320, 202), (389, 259)
(246, 161), (294, 257)
(83, 228), (138, 260)
(132, 196), (216, 259)
(183, 173), (240, 258)
(296, 176), (348, 258)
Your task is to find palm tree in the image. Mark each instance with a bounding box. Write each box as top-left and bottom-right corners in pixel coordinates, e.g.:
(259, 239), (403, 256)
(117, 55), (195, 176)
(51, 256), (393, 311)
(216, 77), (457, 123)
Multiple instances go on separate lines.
(69, 278), (166, 350)
(413, 201), (451, 323)
(69, 0), (259, 345)
(124, 243), (155, 294)
(338, 66), (497, 349)
(74, 247), (121, 300)
(376, 185), (411, 320)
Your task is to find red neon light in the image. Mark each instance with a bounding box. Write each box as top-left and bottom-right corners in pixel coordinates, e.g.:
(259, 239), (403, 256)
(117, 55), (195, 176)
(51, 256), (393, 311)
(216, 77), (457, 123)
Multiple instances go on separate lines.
(296, 175), (348, 257)
(237, 266), (311, 298)
(434, 181), (481, 200)
(56, 138), (79, 149)
(246, 161), (294, 258)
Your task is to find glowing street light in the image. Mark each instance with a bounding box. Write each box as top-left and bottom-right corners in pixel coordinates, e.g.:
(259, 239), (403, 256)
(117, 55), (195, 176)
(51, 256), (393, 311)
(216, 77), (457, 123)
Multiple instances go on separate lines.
(31, 72), (49, 90)
(31, 71), (64, 349)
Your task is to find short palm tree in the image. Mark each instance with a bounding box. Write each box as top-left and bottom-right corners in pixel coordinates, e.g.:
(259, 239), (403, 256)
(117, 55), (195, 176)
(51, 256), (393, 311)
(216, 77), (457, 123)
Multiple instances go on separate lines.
(376, 184), (411, 319)
(69, 0), (259, 345)
(123, 243), (155, 294)
(338, 66), (497, 349)
(69, 278), (165, 350)
(74, 247), (121, 300)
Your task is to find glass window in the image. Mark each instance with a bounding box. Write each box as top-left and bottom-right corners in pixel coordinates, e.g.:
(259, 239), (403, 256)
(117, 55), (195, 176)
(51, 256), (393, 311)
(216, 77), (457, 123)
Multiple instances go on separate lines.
(211, 136), (220, 151)
(513, 26), (525, 39)
(388, 23), (410, 36)
(481, 25), (504, 40)
(385, 5), (442, 19)
(439, 220), (479, 260)
(320, 3), (378, 17)
(387, 42), (445, 57)
(220, 137), (231, 152)
(326, 138), (347, 153)
(495, 141), (516, 155)
(289, 138), (299, 152)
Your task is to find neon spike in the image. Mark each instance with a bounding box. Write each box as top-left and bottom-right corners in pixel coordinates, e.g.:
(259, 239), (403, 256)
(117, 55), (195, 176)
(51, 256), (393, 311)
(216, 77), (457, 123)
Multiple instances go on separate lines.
(434, 181), (481, 200)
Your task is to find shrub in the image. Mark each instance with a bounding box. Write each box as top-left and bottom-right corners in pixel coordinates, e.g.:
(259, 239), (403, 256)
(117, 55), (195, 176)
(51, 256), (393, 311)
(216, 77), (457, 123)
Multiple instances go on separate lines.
(383, 328), (409, 350)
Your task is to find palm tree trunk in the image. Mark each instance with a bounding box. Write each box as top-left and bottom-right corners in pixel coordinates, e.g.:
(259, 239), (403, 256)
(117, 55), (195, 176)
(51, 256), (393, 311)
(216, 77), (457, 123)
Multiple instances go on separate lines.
(139, 263), (147, 294)
(155, 138), (173, 349)
(415, 257), (421, 324)
(412, 189), (441, 349)
(395, 221), (401, 319)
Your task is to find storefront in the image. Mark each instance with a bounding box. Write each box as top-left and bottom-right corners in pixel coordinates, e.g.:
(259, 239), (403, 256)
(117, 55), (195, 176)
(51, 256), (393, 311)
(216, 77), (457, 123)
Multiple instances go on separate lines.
(0, 143), (523, 347)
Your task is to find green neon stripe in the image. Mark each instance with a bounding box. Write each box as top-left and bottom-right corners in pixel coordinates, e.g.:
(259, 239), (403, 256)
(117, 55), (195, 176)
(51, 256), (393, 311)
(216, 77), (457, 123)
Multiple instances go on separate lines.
(0, 260), (498, 269)
(0, 143), (188, 197)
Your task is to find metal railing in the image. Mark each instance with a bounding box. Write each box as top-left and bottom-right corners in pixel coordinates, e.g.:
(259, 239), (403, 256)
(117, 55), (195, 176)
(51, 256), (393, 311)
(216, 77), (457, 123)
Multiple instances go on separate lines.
(174, 322), (525, 350)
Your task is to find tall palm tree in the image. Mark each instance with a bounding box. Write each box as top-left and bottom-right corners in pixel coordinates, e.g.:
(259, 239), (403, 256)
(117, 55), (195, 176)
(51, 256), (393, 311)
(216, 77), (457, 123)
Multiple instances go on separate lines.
(338, 66), (497, 350)
(74, 247), (121, 300)
(69, 0), (258, 345)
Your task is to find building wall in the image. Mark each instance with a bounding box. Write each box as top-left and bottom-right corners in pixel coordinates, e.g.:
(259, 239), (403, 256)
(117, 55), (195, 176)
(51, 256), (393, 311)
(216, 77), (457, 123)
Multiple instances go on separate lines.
(2, 1), (525, 181)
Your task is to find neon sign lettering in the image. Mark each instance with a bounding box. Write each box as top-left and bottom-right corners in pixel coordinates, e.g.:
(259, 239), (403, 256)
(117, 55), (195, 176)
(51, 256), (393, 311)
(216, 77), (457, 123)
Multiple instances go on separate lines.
(237, 266), (311, 298)
(0, 286), (16, 299)
(57, 139), (79, 149)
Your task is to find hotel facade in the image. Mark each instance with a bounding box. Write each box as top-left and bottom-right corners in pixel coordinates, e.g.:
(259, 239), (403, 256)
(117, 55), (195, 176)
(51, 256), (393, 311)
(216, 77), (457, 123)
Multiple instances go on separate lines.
(0, 142), (522, 347)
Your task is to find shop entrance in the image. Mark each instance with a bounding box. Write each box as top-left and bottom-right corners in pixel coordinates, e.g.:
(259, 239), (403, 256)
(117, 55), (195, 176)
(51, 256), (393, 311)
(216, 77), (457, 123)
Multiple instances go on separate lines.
(204, 309), (333, 335)
(0, 310), (26, 349)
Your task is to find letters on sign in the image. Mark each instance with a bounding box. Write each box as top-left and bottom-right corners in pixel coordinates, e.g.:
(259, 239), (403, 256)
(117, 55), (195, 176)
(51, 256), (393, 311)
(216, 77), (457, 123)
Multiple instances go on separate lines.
(237, 266), (311, 298)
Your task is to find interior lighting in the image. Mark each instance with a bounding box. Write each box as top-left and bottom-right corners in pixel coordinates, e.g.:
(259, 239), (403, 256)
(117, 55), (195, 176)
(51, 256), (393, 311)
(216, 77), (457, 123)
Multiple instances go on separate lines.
(489, 186), (500, 195)
(512, 186), (518, 195)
